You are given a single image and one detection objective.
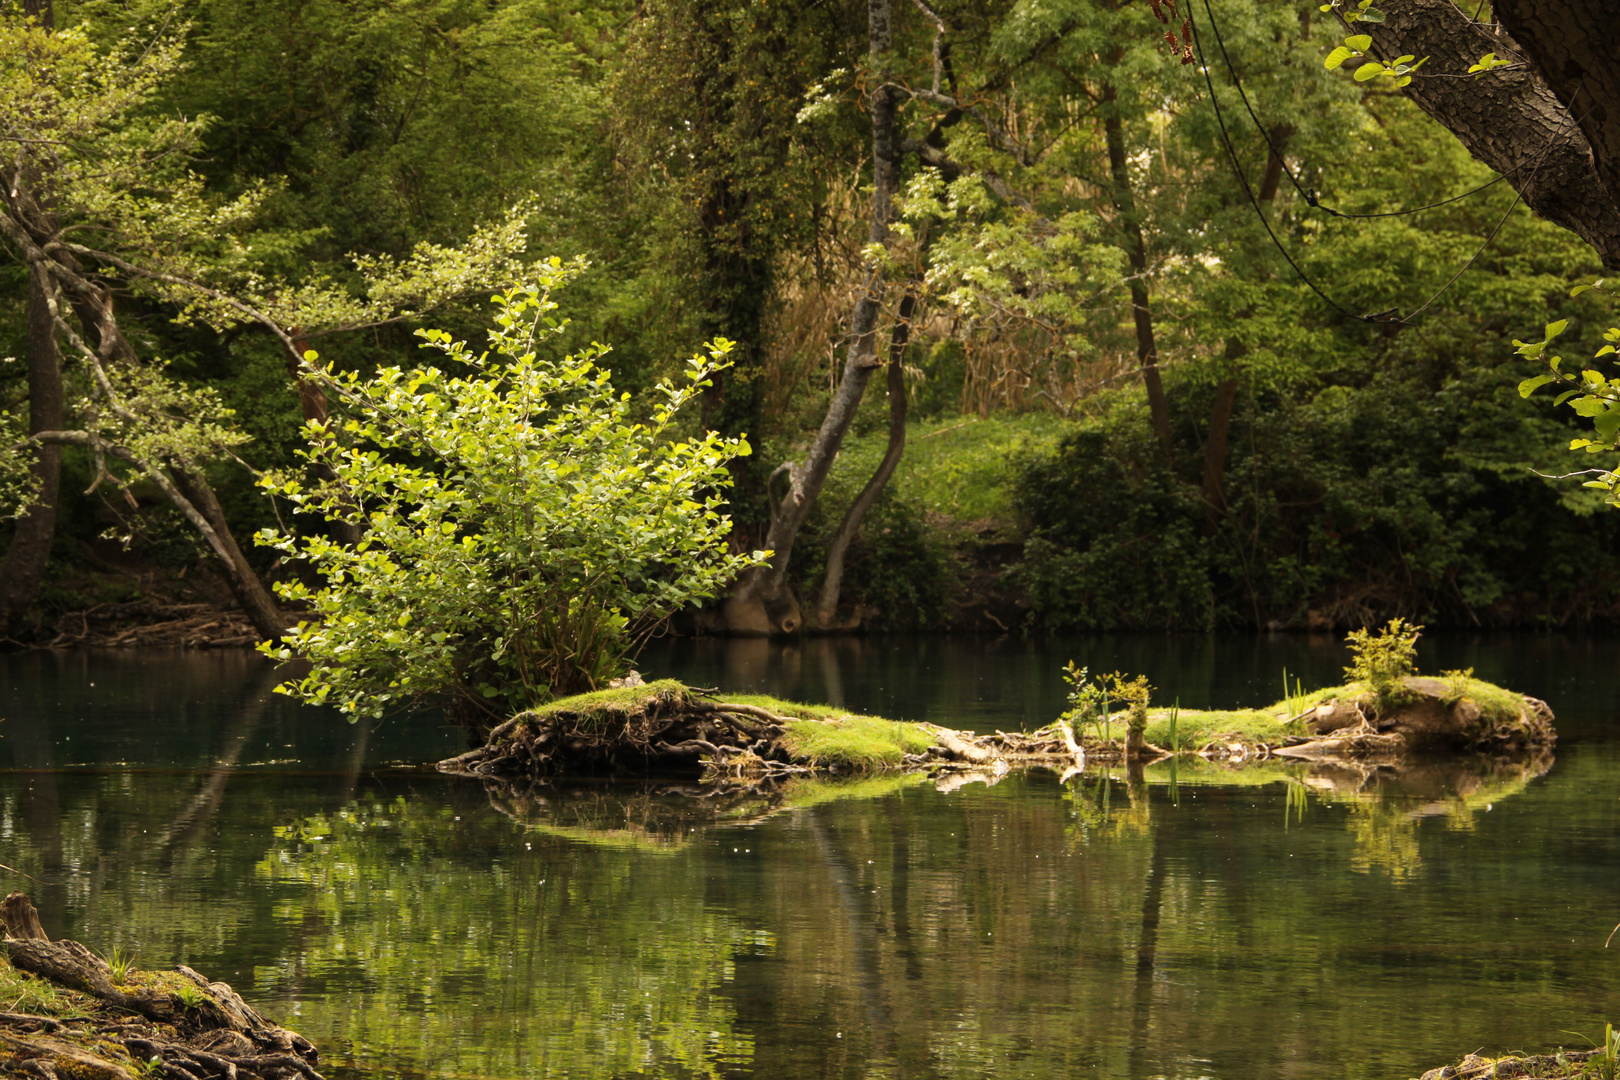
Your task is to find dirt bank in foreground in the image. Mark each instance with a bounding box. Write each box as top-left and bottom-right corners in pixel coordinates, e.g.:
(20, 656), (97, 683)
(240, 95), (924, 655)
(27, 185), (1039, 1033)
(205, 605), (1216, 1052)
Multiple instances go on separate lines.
(0, 892), (322, 1080)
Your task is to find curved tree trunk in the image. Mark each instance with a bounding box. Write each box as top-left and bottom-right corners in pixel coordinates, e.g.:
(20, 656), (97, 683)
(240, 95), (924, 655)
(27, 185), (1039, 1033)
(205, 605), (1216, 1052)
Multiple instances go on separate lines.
(168, 467), (291, 641)
(1358, 0), (1620, 269)
(1492, 0), (1620, 216)
(0, 273), (64, 634)
(722, 0), (900, 636)
(813, 289), (917, 628)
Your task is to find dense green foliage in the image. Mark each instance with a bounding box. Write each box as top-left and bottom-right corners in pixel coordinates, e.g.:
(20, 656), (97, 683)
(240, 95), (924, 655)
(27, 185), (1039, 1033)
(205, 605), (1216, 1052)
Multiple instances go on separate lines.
(5, 0), (1620, 641)
(260, 276), (760, 717)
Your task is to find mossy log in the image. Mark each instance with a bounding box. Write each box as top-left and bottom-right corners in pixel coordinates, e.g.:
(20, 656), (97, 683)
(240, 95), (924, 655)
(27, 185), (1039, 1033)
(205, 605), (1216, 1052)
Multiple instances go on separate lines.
(437, 680), (1085, 780)
(0, 892), (322, 1080)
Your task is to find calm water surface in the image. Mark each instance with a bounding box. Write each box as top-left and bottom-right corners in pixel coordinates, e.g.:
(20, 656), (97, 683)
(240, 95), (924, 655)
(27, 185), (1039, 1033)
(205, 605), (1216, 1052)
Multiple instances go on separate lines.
(1, 634), (1617, 1080)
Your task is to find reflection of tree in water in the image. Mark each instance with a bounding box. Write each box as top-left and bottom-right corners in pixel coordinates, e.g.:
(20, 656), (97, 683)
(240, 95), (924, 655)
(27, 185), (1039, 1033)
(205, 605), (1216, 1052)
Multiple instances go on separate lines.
(260, 791), (758, 1079)
(1300, 750), (1554, 880)
(1345, 799), (1426, 880)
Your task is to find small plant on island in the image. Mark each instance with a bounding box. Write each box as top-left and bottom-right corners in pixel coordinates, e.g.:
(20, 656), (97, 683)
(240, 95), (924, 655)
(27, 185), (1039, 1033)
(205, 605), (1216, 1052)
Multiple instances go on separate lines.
(1343, 617), (1422, 711)
(259, 265), (766, 721)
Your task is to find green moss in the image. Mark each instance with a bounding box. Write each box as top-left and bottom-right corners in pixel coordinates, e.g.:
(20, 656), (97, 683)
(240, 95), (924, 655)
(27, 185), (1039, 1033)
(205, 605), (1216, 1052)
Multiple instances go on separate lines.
(778, 713), (938, 769)
(521, 679), (689, 723)
(1442, 675), (1529, 724)
(1136, 676), (1532, 750)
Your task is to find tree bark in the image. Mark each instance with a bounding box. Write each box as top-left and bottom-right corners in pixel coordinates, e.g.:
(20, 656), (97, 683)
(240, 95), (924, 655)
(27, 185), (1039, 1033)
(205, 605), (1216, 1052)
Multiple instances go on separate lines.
(1102, 84), (1173, 458)
(0, 272), (64, 633)
(1492, 0), (1620, 218)
(722, 0), (899, 635)
(1358, 0), (1620, 269)
(169, 467), (291, 640)
(813, 289), (916, 629)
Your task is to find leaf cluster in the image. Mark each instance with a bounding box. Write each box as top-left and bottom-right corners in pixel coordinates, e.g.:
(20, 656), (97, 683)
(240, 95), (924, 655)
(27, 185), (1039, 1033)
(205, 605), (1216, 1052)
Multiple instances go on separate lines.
(258, 269), (765, 719)
(1343, 616), (1421, 709)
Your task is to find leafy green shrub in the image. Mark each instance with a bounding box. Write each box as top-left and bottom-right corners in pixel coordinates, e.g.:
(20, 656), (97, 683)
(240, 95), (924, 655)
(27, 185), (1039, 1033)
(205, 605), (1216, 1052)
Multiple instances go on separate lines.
(260, 269), (763, 720)
(1109, 672), (1153, 743)
(1343, 617), (1422, 710)
(1057, 663), (1152, 744)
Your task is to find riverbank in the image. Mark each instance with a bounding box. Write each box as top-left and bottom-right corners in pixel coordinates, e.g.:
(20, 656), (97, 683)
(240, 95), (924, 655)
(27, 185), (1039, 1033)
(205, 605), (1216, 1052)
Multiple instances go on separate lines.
(0, 893), (323, 1080)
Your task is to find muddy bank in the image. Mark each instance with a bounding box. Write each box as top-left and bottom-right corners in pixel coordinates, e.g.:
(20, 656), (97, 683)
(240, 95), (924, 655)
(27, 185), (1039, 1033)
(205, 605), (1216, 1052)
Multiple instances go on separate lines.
(0, 892), (322, 1080)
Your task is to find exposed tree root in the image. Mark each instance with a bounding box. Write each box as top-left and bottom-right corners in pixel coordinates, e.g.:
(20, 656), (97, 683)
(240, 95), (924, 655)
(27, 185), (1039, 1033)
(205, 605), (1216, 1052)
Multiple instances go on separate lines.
(1419, 1048), (1600, 1080)
(0, 892), (322, 1080)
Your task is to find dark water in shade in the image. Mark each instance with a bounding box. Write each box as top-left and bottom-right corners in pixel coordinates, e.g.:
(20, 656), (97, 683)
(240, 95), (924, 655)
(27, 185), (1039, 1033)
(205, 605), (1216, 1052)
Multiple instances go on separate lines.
(1, 634), (1617, 1080)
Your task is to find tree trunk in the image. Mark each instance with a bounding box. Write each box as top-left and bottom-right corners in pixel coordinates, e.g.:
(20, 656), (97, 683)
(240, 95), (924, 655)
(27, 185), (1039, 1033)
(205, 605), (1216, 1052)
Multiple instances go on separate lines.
(1102, 84), (1173, 457)
(722, 0), (899, 635)
(1492, 0), (1620, 219)
(21, 0), (52, 28)
(1201, 376), (1240, 528)
(813, 289), (916, 629)
(0, 273), (64, 633)
(1358, 0), (1620, 269)
(169, 468), (291, 641)
(1203, 115), (1291, 530)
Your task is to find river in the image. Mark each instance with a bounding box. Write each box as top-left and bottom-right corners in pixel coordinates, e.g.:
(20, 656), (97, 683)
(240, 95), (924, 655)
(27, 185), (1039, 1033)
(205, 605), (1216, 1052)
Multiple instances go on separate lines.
(1, 633), (1616, 1079)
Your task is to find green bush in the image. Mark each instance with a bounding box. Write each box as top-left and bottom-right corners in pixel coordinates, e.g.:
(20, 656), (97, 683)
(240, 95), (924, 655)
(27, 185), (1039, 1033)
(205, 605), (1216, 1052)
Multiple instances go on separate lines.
(260, 270), (762, 720)
(1343, 618), (1421, 710)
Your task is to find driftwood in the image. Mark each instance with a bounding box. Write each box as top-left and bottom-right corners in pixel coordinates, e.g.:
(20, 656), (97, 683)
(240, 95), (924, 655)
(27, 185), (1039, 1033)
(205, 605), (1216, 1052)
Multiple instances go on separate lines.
(0, 892), (322, 1080)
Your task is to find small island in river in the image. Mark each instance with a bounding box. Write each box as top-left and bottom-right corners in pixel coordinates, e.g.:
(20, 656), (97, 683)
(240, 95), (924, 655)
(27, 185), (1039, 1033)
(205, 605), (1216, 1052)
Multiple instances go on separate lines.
(437, 669), (1556, 783)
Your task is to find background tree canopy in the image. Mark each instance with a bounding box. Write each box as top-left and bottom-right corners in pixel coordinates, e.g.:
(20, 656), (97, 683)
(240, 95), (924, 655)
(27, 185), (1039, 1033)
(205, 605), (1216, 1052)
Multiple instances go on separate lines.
(3, 0), (1619, 659)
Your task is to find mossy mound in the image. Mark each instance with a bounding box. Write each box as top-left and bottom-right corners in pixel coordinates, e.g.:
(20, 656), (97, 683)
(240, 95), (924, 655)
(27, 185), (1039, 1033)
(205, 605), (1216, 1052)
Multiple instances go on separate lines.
(437, 680), (955, 779)
(437, 681), (1080, 779)
(1100, 675), (1554, 762)
(439, 674), (1555, 783)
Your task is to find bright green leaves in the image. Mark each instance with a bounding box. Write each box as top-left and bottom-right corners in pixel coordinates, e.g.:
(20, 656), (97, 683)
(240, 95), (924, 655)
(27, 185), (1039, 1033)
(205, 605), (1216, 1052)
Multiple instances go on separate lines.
(1325, 35), (1372, 71)
(1355, 54), (1427, 87)
(1516, 281), (1620, 507)
(1324, 33), (1426, 86)
(1518, 374), (1556, 398)
(1467, 52), (1513, 77)
(257, 276), (767, 720)
(1319, 0), (1385, 23)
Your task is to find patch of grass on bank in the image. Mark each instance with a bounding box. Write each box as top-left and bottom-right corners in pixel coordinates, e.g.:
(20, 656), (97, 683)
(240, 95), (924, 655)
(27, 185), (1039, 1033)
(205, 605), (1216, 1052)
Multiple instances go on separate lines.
(0, 958), (72, 1014)
(833, 413), (1072, 525)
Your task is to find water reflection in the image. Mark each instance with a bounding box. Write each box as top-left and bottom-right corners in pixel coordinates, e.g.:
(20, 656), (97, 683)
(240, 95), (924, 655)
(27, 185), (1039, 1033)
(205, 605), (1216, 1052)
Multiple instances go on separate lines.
(0, 639), (1616, 1080)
